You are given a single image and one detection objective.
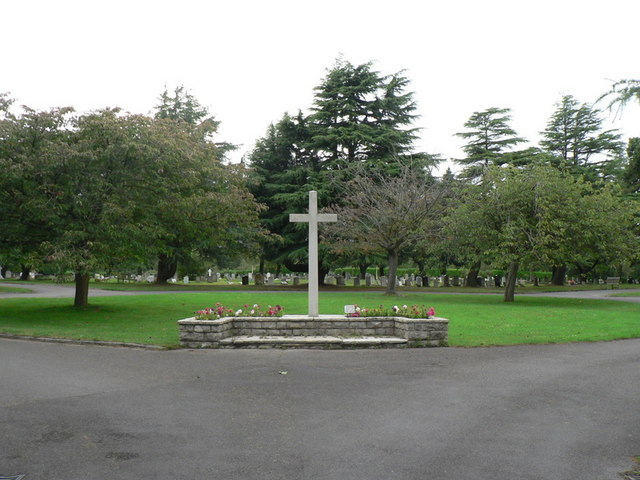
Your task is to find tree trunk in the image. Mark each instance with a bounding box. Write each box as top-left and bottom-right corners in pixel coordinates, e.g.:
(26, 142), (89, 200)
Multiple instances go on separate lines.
(1, 265), (7, 278)
(20, 264), (31, 281)
(415, 260), (426, 278)
(358, 264), (369, 279)
(551, 265), (567, 286)
(465, 260), (481, 287)
(155, 253), (177, 284)
(74, 272), (90, 307)
(504, 261), (519, 302)
(319, 265), (329, 286)
(259, 256), (265, 275)
(385, 250), (399, 295)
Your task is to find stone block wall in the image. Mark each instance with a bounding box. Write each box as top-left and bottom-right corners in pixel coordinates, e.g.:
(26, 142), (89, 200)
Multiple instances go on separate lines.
(178, 315), (448, 349)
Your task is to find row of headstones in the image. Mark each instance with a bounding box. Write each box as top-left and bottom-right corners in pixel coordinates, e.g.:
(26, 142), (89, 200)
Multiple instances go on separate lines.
(324, 274), (509, 288)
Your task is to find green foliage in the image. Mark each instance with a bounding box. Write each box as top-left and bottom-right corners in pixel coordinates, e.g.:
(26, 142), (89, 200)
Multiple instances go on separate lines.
(0, 99), (262, 303)
(445, 165), (639, 298)
(598, 79), (640, 114)
(455, 107), (525, 181)
(539, 95), (624, 182)
(309, 59), (419, 165)
(249, 59), (426, 276)
(624, 137), (640, 193)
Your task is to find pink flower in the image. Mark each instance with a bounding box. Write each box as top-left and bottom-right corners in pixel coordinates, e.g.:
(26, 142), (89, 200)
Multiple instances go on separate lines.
(427, 307), (435, 317)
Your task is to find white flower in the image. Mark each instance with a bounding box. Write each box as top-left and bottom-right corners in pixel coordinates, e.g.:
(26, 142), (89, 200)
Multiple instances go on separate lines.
(402, 305), (408, 309)
(393, 305), (399, 312)
(355, 307), (361, 312)
(235, 309), (242, 316)
(250, 309), (255, 315)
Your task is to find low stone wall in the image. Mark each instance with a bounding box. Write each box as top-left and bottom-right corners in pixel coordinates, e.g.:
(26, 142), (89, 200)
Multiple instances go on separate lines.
(178, 315), (448, 349)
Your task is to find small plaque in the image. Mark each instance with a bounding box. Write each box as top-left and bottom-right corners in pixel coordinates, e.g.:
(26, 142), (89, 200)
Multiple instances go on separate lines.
(344, 305), (356, 314)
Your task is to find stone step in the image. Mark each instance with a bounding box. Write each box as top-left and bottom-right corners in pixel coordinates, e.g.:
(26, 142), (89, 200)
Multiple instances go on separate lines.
(219, 335), (408, 349)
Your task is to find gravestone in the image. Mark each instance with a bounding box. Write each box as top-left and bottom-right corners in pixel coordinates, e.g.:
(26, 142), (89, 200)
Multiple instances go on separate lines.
(365, 275), (372, 287)
(241, 275), (249, 285)
(353, 277), (360, 287)
(254, 273), (265, 286)
(452, 276), (460, 287)
(416, 276), (422, 287)
(336, 276), (345, 286)
(293, 276), (300, 286)
(380, 276), (388, 287)
(183, 276), (189, 284)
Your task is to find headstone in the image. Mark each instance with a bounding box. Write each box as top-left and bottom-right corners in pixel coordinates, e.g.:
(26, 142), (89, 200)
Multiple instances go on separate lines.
(432, 277), (440, 288)
(254, 273), (265, 286)
(241, 275), (249, 286)
(293, 276), (300, 286)
(353, 277), (360, 287)
(416, 276), (422, 287)
(380, 276), (388, 287)
(183, 276), (189, 284)
(267, 276), (275, 285)
(337, 276), (345, 286)
(452, 276), (460, 287)
(365, 275), (372, 287)
(208, 268), (212, 277)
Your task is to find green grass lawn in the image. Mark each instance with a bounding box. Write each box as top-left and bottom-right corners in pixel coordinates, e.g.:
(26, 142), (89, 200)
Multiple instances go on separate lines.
(0, 285), (33, 293)
(610, 291), (640, 297)
(0, 291), (638, 348)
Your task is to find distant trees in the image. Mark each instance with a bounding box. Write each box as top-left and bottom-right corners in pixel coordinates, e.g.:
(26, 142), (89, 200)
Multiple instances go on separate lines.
(249, 59), (428, 281)
(455, 107), (525, 181)
(446, 166), (638, 301)
(539, 95), (624, 183)
(326, 160), (447, 295)
(0, 93), (261, 306)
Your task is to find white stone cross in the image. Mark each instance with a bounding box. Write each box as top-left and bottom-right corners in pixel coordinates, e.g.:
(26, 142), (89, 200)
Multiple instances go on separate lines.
(290, 190), (337, 317)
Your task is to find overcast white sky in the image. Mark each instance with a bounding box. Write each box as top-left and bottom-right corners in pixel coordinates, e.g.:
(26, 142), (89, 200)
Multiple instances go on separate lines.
(3, 0), (639, 173)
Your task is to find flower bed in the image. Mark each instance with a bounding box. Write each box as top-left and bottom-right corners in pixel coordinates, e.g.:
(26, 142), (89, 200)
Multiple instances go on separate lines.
(178, 314), (448, 349)
(347, 304), (436, 318)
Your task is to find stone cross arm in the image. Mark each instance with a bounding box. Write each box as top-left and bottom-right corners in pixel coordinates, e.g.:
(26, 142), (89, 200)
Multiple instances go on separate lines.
(289, 213), (338, 223)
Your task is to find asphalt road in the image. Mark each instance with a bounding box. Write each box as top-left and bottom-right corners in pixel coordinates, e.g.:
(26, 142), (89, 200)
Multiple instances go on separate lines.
(1, 338), (639, 479)
(2, 281), (640, 302)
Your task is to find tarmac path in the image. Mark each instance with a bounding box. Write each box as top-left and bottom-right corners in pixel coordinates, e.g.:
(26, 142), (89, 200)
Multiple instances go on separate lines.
(1, 281), (640, 302)
(0, 337), (638, 479)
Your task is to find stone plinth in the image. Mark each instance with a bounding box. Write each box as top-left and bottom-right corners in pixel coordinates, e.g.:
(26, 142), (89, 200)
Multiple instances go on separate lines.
(178, 315), (448, 349)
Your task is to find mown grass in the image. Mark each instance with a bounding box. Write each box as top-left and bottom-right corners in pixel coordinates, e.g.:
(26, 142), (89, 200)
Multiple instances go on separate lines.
(610, 291), (640, 297)
(0, 291), (638, 348)
(0, 286), (33, 293)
